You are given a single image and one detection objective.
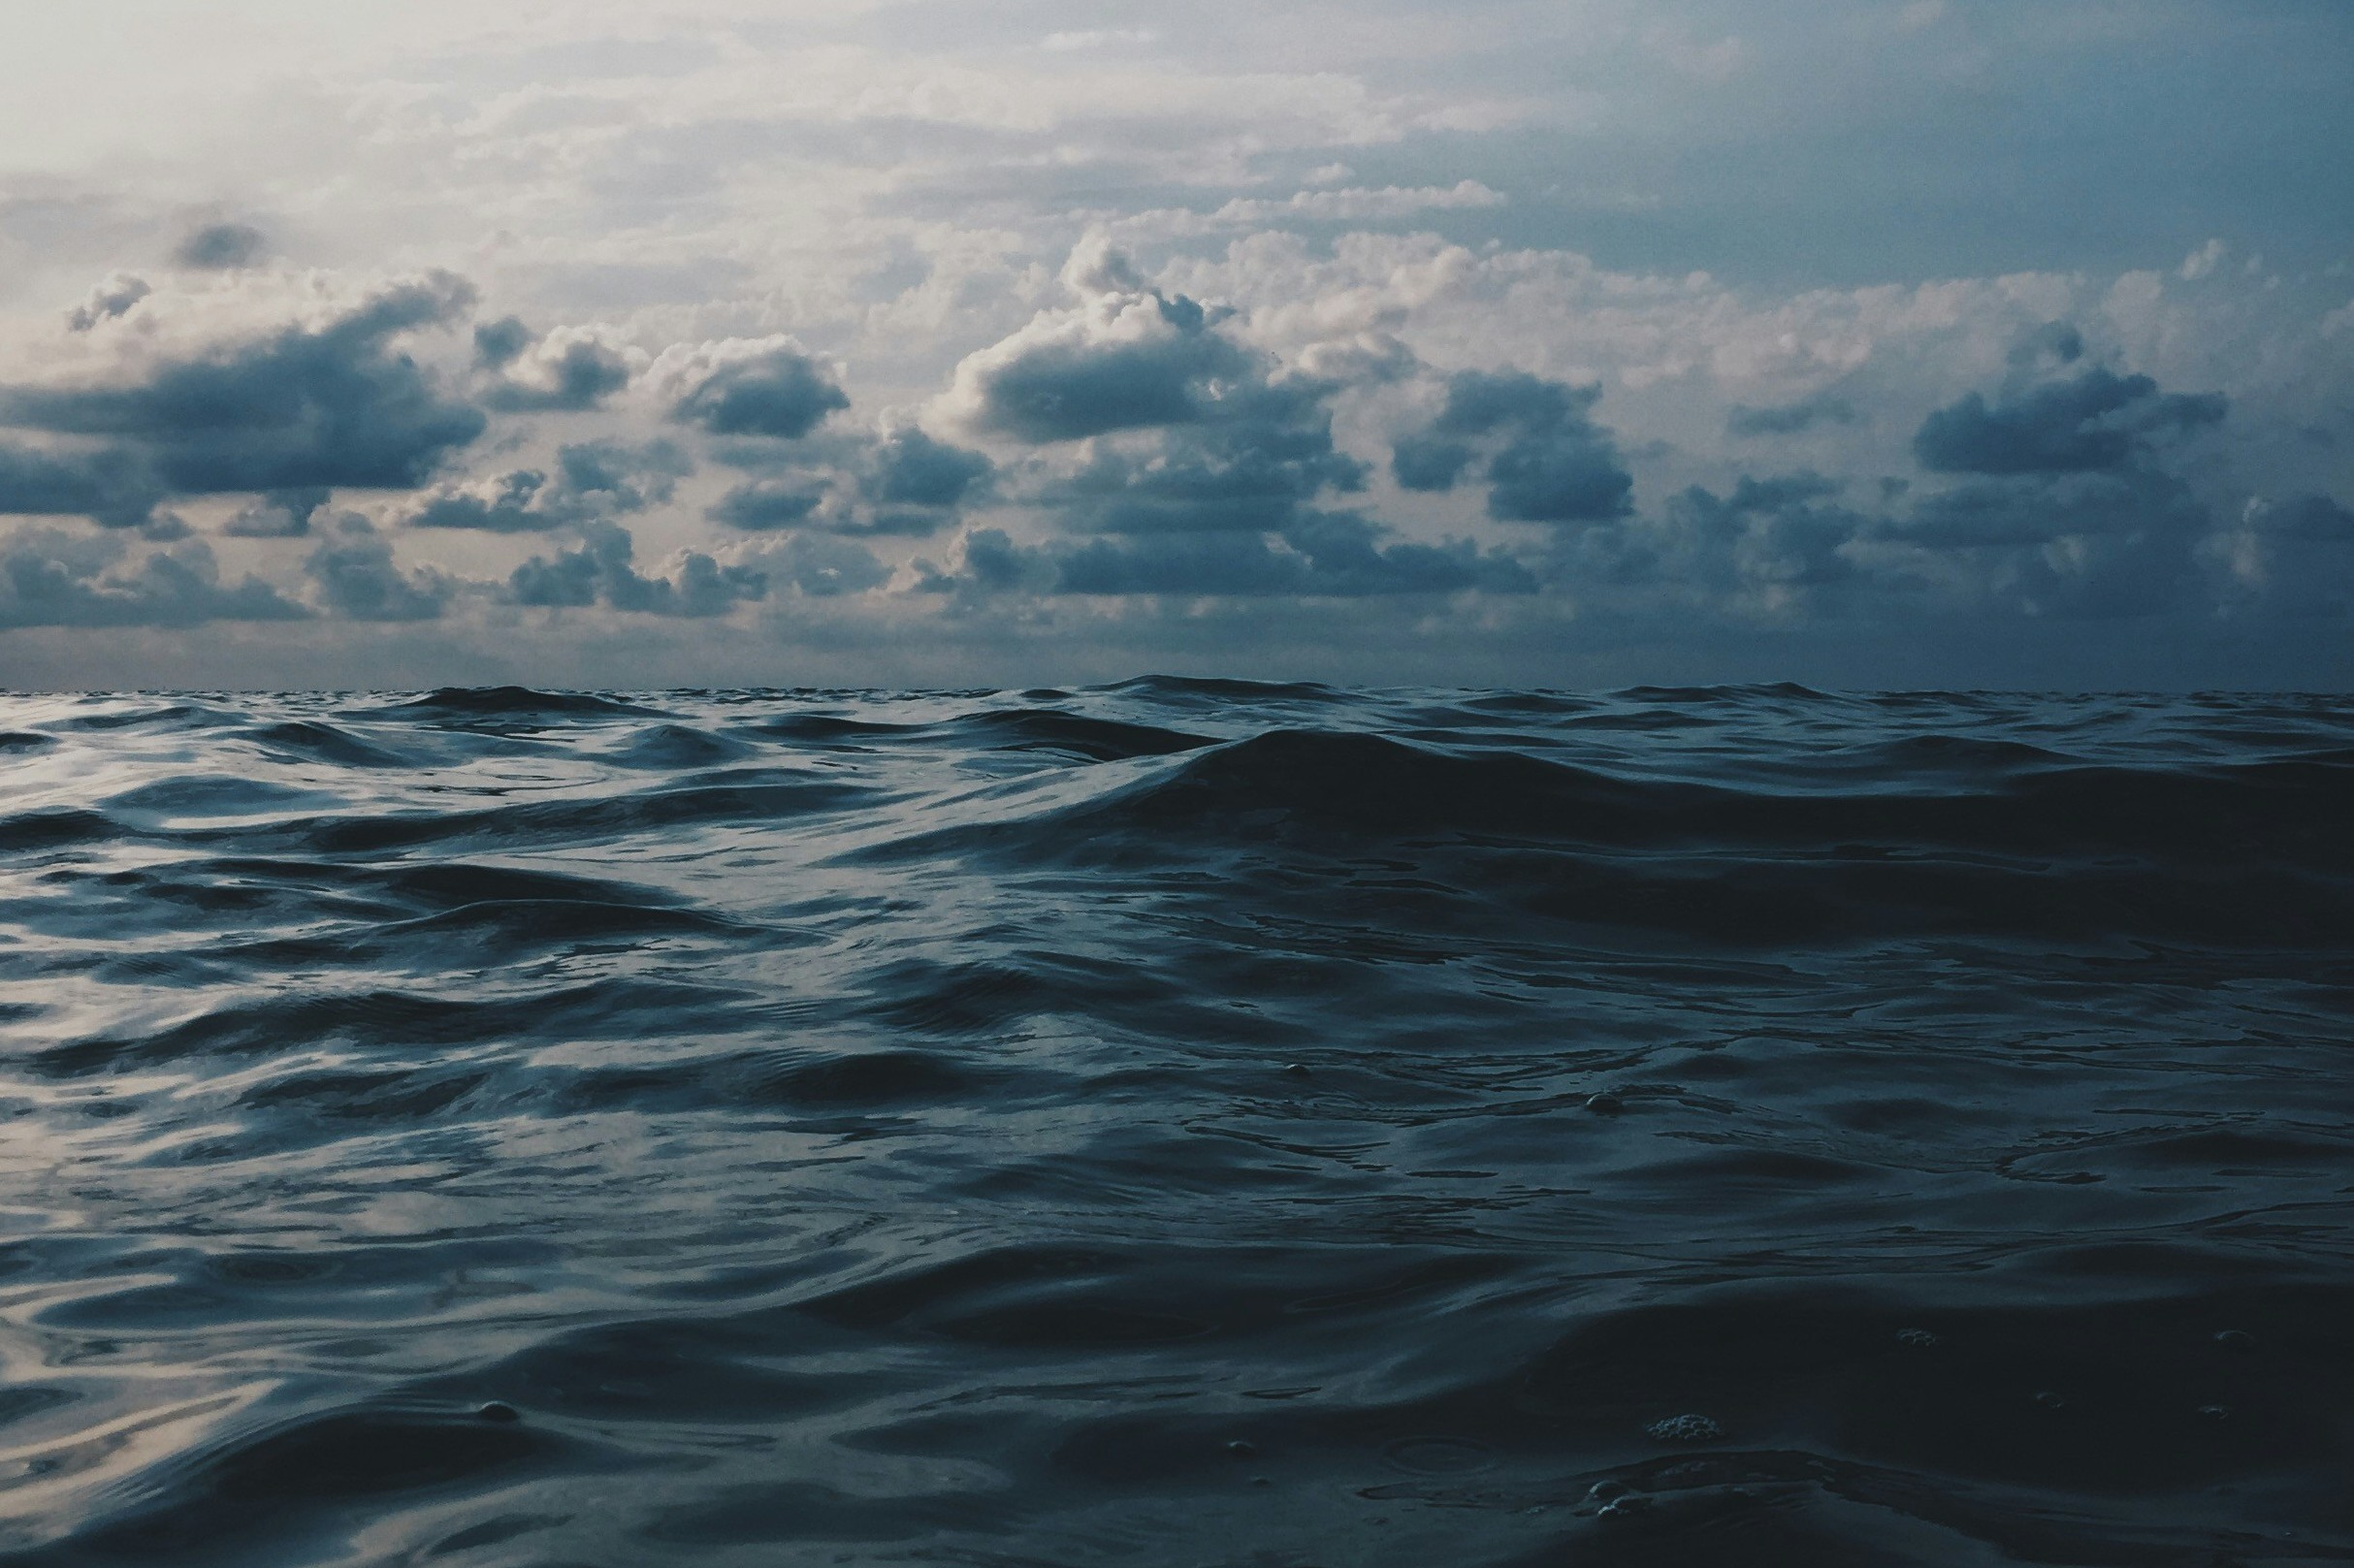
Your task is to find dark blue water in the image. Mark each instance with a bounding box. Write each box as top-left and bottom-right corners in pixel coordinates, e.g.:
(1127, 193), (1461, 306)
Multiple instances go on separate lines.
(1, 682), (2349, 1566)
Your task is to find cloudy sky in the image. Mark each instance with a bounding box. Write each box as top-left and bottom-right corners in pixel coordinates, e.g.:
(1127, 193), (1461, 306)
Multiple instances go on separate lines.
(0, 0), (2348, 689)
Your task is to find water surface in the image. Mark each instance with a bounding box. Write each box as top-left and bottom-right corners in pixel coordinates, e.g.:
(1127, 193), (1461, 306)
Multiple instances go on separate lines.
(1, 682), (2349, 1565)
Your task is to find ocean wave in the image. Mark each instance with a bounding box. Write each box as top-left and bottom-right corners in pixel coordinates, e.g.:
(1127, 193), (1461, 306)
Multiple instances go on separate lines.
(0, 684), (2348, 1564)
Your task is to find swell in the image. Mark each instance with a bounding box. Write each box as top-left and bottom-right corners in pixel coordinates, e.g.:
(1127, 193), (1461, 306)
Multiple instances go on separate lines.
(380, 685), (662, 720)
(193, 774), (878, 856)
(2, 686), (2350, 1568)
(27, 976), (755, 1078)
(860, 728), (2354, 946)
(25, 1258), (2341, 1565)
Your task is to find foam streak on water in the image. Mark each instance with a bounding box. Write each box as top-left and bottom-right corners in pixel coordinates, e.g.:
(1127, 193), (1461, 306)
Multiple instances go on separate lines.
(0, 682), (2348, 1565)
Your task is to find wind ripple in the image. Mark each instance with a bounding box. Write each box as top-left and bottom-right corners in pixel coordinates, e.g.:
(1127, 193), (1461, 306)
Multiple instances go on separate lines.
(0, 684), (2347, 1565)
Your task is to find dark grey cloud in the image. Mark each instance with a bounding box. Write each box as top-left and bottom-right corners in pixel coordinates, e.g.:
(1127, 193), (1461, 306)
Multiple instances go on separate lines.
(66, 274), (150, 333)
(406, 468), (547, 533)
(223, 487), (333, 538)
(707, 427), (990, 537)
(472, 316), (534, 368)
(951, 246), (1385, 560)
(1913, 367), (2226, 476)
(709, 477), (827, 531)
(725, 424), (993, 534)
(962, 293), (1250, 443)
(1052, 531), (1329, 595)
(476, 323), (634, 412)
(2008, 321), (2086, 371)
(936, 510), (1534, 599)
(0, 273), (486, 500)
(713, 482), (951, 537)
(0, 443), (159, 528)
(0, 528), (306, 629)
(556, 438), (688, 508)
(1529, 457), (2240, 624)
(2200, 492), (2354, 621)
(1054, 386), (1364, 537)
(943, 528), (1051, 595)
(303, 515), (451, 621)
(1902, 475), (2109, 548)
(508, 520), (764, 617)
(1536, 471), (1866, 614)
(933, 261), (1509, 594)
(404, 438), (687, 531)
(1649, 474), (1862, 594)
(667, 342), (848, 438)
(864, 427), (991, 508)
(1726, 393), (1858, 437)
(2254, 493), (2354, 543)
(1878, 466), (2215, 618)
(1392, 370), (1633, 524)
(755, 532), (891, 597)
(172, 222), (269, 271)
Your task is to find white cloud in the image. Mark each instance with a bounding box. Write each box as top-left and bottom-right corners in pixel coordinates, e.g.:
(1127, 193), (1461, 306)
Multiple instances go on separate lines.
(2179, 238), (2227, 281)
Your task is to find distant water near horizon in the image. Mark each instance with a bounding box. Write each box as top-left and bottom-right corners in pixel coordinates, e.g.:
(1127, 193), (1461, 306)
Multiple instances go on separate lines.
(0, 680), (2349, 1566)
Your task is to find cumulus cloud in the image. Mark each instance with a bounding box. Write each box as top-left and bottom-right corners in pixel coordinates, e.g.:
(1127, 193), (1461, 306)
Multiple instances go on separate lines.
(1913, 366), (2226, 476)
(473, 316), (533, 368)
(1392, 369), (1634, 524)
(2007, 321), (2085, 371)
(0, 443), (159, 528)
(303, 514), (453, 621)
(1049, 394), (1362, 536)
(919, 240), (1548, 601)
(2201, 493), (2354, 619)
(0, 272), (486, 503)
(223, 487), (333, 538)
(1063, 511), (1534, 596)
(2179, 239), (2228, 282)
(705, 425), (991, 537)
(402, 439), (687, 531)
(172, 222), (270, 272)
(930, 509), (1534, 599)
(943, 239), (1380, 551)
(1525, 443), (2256, 625)
(655, 336), (849, 439)
(0, 527), (306, 628)
(737, 532), (892, 597)
(709, 477), (828, 531)
(1867, 465), (2216, 618)
(865, 426), (992, 509)
(0, 155), (2336, 684)
(475, 320), (636, 412)
(943, 240), (1262, 443)
(1637, 474), (1862, 606)
(508, 520), (765, 617)
(1518, 471), (1870, 623)
(66, 274), (151, 333)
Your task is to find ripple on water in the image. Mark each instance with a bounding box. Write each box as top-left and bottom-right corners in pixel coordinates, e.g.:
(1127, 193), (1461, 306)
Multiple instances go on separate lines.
(0, 684), (2347, 1565)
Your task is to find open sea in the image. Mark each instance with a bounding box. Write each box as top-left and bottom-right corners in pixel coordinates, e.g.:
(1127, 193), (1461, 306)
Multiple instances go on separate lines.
(0, 680), (2348, 1567)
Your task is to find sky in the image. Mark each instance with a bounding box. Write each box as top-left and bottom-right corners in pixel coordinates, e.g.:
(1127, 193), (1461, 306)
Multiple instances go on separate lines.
(0, 0), (2349, 689)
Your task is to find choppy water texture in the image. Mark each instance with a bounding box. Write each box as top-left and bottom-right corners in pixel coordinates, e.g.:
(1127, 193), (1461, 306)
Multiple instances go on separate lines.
(1, 682), (2350, 1567)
